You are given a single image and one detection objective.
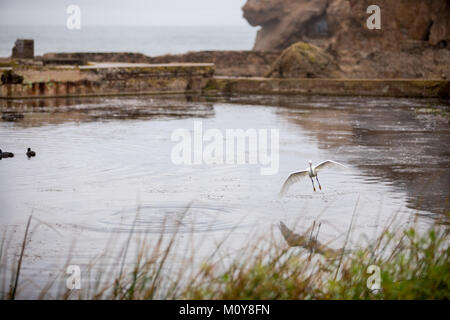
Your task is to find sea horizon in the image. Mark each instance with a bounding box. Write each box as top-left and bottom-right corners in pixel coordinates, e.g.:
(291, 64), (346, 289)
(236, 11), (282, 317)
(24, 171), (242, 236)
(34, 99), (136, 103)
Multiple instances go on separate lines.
(0, 25), (258, 57)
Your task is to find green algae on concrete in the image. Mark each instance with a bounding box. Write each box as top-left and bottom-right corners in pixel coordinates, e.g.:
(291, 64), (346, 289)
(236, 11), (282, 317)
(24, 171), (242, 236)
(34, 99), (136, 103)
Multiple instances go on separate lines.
(203, 78), (450, 98)
(1, 61), (448, 99)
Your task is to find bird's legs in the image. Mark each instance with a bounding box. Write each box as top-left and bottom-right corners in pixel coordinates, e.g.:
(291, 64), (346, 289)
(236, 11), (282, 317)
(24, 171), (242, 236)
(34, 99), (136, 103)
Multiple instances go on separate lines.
(316, 176), (322, 190)
(310, 178), (316, 192)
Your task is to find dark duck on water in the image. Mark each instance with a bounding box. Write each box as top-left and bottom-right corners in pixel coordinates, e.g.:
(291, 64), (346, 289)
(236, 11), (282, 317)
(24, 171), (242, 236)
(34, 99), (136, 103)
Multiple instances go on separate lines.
(0, 149), (14, 158)
(26, 148), (36, 158)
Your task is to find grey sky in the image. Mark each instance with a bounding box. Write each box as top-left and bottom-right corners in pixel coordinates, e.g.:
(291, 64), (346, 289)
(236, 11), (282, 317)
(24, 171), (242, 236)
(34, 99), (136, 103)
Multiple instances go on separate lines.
(0, 0), (250, 26)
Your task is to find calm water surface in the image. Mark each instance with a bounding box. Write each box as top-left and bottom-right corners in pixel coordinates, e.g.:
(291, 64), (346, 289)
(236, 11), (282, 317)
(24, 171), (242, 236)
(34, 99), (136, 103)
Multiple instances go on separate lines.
(0, 94), (448, 297)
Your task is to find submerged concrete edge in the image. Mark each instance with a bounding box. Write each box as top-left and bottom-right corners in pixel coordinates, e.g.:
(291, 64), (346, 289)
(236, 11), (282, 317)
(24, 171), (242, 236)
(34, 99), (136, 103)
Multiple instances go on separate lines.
(1, 74), (449, 99)
(204, 78), (450, 98)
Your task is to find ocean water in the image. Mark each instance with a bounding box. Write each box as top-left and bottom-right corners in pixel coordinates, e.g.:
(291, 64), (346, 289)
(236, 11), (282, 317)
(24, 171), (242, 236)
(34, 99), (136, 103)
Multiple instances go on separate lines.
(0, 25), (257, 57)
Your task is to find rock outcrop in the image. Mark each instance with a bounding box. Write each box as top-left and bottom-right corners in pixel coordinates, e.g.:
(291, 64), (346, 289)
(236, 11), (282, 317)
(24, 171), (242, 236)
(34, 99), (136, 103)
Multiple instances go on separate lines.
(243, 0), (331, 51)
(243, 0), (449, 51)
(267, 42), (341, 78)
(243, 0), (450, 79)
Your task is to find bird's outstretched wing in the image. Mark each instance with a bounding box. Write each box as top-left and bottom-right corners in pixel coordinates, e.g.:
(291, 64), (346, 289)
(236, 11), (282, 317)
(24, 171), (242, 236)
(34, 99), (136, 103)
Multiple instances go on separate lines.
(279, 170), (309, 196)
(315, 160), (347, 172)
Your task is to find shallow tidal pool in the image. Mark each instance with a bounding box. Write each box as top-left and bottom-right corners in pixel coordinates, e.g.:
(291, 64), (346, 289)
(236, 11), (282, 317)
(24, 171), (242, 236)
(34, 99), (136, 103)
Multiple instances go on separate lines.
(0, 94), (448, 298)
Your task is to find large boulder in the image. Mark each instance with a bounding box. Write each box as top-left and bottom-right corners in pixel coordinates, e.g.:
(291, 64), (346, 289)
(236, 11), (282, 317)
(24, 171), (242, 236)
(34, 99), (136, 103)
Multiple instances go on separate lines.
(267, 42), (340, 78)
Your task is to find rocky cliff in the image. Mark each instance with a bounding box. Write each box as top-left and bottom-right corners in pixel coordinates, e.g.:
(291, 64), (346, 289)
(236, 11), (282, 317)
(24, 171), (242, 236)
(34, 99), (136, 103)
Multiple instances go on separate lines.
(243, 0), (449, 51)
(243, 0), (450, 78)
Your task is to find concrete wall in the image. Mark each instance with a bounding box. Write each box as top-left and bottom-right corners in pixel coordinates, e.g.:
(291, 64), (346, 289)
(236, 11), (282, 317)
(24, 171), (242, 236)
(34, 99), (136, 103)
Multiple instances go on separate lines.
(1, 63), (215, 98)
(2, 64), (448, 99)
(204, 78), (450, 98)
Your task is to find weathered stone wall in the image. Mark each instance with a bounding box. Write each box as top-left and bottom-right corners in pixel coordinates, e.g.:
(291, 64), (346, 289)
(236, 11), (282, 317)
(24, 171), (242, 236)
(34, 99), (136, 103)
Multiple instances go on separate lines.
(2, 69), (448, 98)
(0, 63), (214, 98)
(145, 51), (280, 77)
(204, 78), (449, 98)
(12, 39), (34, 59)
(42, 52), (149, 64)
(41, 51), (280, 77)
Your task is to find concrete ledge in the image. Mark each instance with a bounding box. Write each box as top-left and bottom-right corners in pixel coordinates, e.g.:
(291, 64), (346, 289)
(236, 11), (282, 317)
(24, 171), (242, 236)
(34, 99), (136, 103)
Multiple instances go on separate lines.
(2, 67), (449, 99)
(1, 63), (215, 99)
(204, 78), (450, 98)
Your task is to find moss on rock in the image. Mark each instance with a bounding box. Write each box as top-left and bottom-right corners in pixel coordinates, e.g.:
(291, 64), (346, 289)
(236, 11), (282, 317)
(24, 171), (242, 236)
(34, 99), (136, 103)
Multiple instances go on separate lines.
(267, 42), (341, 79)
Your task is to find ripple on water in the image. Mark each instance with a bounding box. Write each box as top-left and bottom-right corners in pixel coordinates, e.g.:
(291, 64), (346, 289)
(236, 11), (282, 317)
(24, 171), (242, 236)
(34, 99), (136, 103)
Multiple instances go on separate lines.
(70, 202), (250, 234)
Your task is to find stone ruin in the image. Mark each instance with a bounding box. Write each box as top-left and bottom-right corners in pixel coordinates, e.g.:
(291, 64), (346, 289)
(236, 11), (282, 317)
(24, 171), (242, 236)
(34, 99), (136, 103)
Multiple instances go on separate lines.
(12, 39), (34, 59)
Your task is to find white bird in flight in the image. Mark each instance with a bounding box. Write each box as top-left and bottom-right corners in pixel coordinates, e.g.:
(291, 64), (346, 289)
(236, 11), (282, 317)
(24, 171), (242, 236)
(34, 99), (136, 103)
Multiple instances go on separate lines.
(280, 160), (347, 196)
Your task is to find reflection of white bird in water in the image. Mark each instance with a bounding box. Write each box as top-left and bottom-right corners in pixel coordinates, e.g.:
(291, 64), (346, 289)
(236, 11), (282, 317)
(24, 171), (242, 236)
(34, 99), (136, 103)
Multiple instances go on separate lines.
(278, 221), (344, 257)
(280, 160), (347, 196)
